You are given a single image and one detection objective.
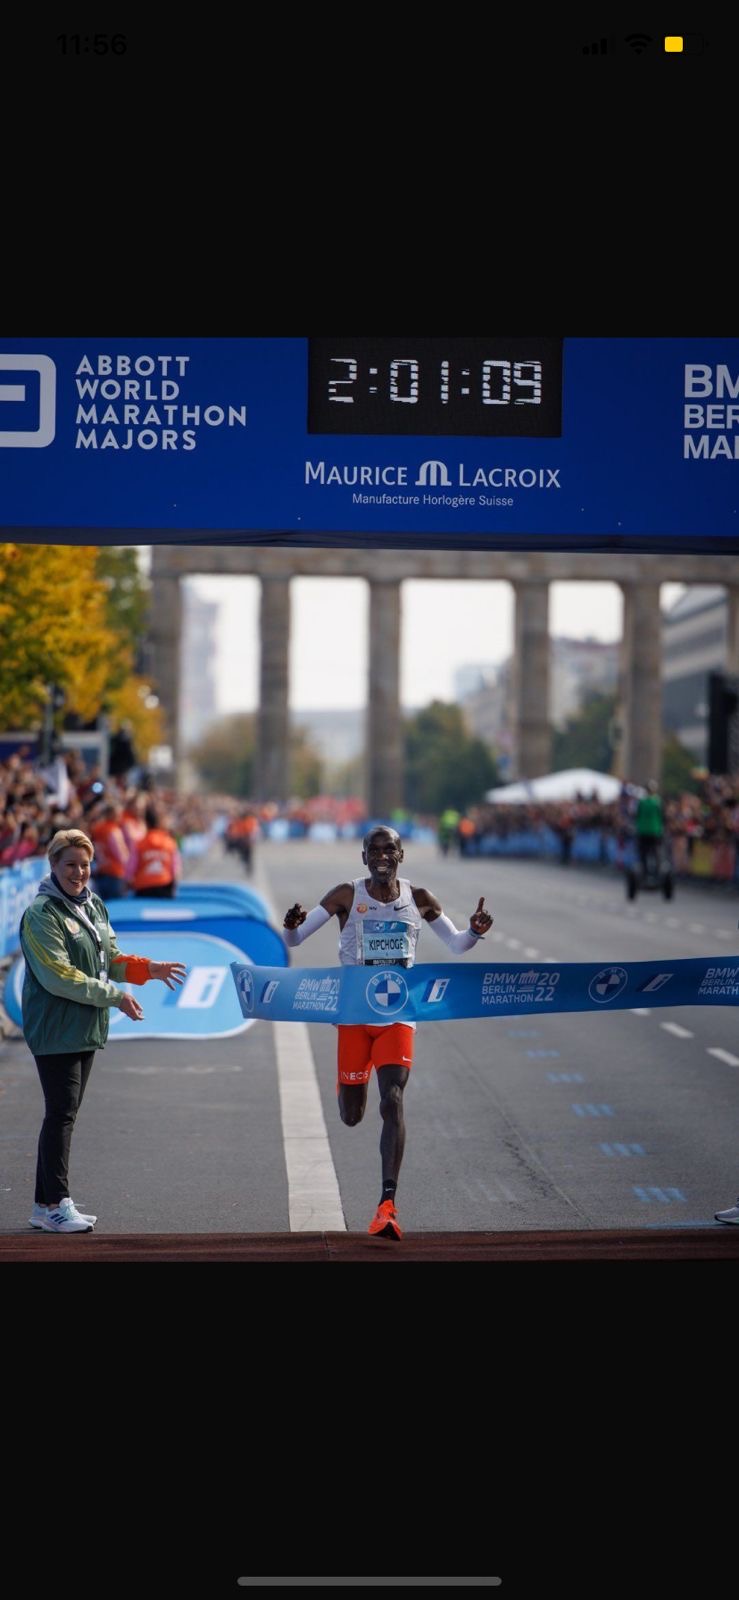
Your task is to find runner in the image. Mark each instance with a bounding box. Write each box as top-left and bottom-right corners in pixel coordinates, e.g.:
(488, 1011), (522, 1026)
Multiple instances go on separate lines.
(282, 825), (492, 1239)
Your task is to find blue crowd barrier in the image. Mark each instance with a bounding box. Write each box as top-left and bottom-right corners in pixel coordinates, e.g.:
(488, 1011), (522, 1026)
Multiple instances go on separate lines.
(175, 883), (271, 922)
(110, 899), (287, 965)
(0, 859), (46, 959)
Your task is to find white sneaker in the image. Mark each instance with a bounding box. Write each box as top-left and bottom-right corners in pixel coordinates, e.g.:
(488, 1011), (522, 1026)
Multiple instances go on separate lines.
(30, 1200), (97, 1229)
(40, 1198), (94, 1233)
(714, 1199), (739, 1224)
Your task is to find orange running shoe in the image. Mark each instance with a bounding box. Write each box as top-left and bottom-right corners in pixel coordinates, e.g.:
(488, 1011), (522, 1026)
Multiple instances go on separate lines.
(368, 1199), (403, 1240)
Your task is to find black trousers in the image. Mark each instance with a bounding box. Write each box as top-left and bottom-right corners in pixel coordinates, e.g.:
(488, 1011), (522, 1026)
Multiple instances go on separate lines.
(34, 1050), (96, 1205)
(638, 836), (662, 875)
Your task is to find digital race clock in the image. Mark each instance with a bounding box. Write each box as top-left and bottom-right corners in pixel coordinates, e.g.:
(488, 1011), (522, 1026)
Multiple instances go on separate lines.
(308, 336), (562, 437)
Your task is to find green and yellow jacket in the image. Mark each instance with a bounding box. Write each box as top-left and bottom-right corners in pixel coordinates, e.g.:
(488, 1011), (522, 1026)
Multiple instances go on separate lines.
(20, 881), (150, 1057)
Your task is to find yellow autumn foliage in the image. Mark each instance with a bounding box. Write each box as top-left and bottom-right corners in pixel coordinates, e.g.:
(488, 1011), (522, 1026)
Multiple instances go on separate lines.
(0, 544), (162, 751)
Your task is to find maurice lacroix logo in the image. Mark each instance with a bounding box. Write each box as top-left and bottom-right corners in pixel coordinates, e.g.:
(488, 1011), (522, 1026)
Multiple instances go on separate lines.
(305, 460), (560, 492)
(0, 355), (56, 447)
(304, 458), (560, 509)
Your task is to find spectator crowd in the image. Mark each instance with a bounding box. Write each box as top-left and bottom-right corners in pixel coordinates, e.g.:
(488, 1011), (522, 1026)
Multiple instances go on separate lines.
(450, 775), (739, 881)
(0, 746), (211, 891)
(4, 743), (739, 886)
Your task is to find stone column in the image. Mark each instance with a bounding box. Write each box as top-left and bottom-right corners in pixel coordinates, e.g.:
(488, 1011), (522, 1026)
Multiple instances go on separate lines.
(511, 582), (551, 777)
(147, 574), (183, 778)
(256, 577), (291, 802)
(367, 579), (403, 817)
(726, 586), (739, 675)
(619, 582), (662, 786)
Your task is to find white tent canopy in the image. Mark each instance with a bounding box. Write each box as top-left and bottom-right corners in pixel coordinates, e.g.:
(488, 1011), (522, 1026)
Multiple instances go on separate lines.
(485, 767), (627, 804)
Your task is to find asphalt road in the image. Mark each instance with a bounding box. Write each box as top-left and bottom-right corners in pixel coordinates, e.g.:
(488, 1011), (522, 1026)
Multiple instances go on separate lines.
(2, 838), (738, 1252)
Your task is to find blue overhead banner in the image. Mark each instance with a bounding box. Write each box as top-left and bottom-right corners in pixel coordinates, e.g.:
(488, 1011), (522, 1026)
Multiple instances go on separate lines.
(1, 337), (738, 551)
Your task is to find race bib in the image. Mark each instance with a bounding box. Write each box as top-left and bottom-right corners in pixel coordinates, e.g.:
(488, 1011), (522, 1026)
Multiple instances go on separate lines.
(357, 919), (414, 967)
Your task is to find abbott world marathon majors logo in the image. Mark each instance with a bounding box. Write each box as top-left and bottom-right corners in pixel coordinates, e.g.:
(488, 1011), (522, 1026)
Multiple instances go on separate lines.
(588, 966), (629, 1005)
(0, 355), (56, 447)
(366, 970), (410, 1017)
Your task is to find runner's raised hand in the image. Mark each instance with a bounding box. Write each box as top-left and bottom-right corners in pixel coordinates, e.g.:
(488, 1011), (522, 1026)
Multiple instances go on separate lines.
(469, 896), (493, 935)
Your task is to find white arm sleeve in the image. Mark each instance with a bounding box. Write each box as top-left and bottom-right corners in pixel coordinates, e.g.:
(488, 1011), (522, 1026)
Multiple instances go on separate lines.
(283, 905), (332, 946)
(427, 912), (484, 954)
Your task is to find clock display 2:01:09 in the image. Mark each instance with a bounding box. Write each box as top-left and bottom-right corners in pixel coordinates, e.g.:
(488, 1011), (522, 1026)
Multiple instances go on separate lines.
(307, 337), (563, 437)
(56, 35), (128, 53)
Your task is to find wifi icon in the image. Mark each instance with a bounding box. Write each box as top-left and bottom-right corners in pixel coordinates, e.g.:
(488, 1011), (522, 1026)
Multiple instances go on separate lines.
(625, 33), (653, 53)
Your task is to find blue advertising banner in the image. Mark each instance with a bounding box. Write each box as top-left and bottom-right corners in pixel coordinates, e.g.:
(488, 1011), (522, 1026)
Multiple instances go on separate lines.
(1, 337), (738, 550)
(5, 932), (258, 1041)
(230, 957), (739, 1025)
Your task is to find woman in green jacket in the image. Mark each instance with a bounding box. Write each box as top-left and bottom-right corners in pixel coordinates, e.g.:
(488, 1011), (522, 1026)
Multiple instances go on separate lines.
(20, 828), (186, 1234)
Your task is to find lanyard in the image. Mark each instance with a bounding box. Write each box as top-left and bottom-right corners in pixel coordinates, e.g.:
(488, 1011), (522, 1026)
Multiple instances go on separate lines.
(61, 894), (107, 974)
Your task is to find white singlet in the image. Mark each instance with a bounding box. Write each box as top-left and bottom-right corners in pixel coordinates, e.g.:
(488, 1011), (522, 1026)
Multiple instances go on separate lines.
(338, 876), (423, 970)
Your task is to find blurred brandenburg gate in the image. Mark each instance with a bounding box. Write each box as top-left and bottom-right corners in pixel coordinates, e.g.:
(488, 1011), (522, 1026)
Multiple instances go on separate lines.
(148, 547), (739, 810)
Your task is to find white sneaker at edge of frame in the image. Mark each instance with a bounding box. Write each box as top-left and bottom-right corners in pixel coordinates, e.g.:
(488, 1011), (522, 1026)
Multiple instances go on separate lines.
(30, 1200), (97, 1228)
(39, 1198), (95, 1233)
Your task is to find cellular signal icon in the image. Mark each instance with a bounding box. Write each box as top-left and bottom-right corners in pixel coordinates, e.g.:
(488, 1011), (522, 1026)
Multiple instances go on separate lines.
(625, 33), (653, 53)
(582, 37), (610, 54)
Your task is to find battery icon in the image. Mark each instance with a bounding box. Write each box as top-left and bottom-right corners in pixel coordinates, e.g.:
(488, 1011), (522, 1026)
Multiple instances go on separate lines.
(664, 34), (707, 53)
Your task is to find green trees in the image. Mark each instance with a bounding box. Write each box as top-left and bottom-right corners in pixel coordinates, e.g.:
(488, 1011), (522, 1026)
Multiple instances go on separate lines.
(404, 701), (499, 813)
(552, 692), (617, 773)
(187, 715), (323, 798)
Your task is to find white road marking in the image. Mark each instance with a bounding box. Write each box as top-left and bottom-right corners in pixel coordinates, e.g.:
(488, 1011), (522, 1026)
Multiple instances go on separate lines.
(630, 1008), (652, 1016)
(273, 1019), (346, 1231)
(707, 1047), (739, 1068)
(255, 857), (346, 1232)
(660, 1022), (693, 1039)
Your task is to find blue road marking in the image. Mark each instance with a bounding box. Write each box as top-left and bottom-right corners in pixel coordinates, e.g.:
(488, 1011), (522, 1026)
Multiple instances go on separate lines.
(633, 1185), (687, 1203)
